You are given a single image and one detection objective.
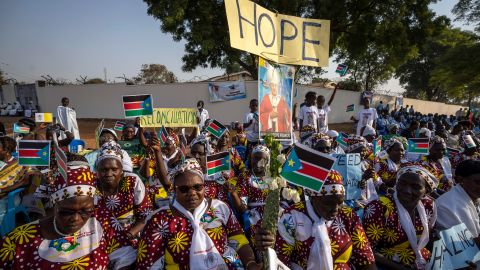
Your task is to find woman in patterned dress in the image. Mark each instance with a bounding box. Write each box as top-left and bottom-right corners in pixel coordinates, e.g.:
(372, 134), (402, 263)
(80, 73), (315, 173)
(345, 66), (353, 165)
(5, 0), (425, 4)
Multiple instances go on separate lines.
(0, 164), (120, 269)
(189, 134), (233, 202)
(95, 141), (153, 269)
(136, 158), (261, 270)
(255, 171), (376, 270)
(374, 138), (408, 192)
(362, 166), (438, 270)
(417, 136), (453, 191)
(449, 134), (480, 168)
(228, 145), (272, 245)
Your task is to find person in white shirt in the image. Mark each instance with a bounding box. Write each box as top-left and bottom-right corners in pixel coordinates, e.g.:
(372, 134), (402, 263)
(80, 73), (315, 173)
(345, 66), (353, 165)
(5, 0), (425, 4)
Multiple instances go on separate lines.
(436, 160), (480, 243)
(243, 99), (260, 145)
(298, 91), (318, 131)
(316, 83), (338, 133)
(351, 97), (378, 136)
(196, 100), (209, 130)
(56, 97), (80, 139)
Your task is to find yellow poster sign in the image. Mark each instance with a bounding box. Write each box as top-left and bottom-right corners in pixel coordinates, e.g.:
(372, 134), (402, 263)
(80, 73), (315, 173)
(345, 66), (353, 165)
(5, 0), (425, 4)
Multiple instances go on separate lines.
(224, 0), (330, 67)
(140, 108), (197, 128)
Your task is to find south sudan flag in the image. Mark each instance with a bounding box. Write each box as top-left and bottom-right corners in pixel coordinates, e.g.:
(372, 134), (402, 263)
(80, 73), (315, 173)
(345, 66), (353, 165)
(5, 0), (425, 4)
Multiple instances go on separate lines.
(54, 142), (68, 180)
(18, 140), (50, 167)
(114, 121), (126, 131)
(206, 151), (230, 176)
(281, 143), (336, 192)
(206, 120), (226, 138)
(122, 94), (153, 118)
(157, 126), (169, 147)
(408, 138), (429, 154)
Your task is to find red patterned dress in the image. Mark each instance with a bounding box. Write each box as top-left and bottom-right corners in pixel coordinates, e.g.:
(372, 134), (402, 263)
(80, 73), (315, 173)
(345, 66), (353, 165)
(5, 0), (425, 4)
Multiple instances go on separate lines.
(237, 171), (270, 244)
(274, 202), (375, 270)
(449, 151), (480, 169)
(136, 199), (250, 269)
(0, 217), (116, 269)
(417, 156), (453, 191)
(362, 194), (436, 268)
(95, 172), (153, 265)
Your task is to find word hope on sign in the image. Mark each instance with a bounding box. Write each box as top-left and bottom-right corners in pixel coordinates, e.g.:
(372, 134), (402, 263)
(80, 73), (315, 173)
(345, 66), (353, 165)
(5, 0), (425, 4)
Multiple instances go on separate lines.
(225, 0), (330, 67)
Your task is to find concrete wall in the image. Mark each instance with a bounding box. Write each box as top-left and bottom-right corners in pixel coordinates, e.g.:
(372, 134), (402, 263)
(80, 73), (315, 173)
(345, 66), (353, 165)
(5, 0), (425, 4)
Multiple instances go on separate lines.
(33, 82), (463, 124)
(0, 85), (16, 104)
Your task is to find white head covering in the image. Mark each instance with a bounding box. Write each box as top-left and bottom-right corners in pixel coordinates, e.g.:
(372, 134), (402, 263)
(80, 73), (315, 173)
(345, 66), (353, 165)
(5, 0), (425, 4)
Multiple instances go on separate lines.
(326, 130), (339, 138)
(362, 125), (376, 137)
(419, 128), (432, 138)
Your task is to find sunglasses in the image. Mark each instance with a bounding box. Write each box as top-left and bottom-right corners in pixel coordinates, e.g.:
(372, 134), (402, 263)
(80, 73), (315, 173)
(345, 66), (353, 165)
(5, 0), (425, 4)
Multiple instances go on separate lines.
(176, 184), (204, 193)
(57, 208), (95, 218)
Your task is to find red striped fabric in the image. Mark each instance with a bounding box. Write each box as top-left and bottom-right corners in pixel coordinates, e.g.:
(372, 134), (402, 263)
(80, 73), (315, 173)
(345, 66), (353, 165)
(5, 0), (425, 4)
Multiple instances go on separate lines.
(123, 102), (143, 110)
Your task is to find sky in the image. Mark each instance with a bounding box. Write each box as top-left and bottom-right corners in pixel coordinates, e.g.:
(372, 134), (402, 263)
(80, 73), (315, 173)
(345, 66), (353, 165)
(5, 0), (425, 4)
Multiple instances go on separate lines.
(0, 0), (475, 93)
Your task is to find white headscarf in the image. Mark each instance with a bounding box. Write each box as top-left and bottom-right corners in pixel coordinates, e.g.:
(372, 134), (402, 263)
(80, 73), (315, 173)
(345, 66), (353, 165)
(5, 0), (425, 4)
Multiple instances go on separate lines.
(305, 200), (333, 270)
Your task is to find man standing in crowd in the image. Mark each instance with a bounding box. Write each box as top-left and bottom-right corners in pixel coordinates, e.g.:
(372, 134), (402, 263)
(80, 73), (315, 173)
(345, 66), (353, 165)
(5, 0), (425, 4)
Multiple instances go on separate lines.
(196, 100), (209, 130)
(298, 91), (317, 131)
(56, 97), (80, 139)
(244, 99), (260, 157)
(351, 96), (378, 136)
(316, 83), (338, 133)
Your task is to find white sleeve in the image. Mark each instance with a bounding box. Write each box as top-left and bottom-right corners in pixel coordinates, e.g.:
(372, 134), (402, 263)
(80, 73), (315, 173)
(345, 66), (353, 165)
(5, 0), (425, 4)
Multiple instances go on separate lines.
(298, 106), (305, 120)
(373, 109), (378, 120)
(244, 113), (252, 124)
(356, 111), (362, 120)
(325, 106), (331, 114)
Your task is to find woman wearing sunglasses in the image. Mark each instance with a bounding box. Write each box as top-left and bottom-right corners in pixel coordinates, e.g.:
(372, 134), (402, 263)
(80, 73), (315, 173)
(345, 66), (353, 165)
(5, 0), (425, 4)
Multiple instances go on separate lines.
(137, 158), (261, 270)
(0, 162), (118, 269)
(95, 141), (153, 269)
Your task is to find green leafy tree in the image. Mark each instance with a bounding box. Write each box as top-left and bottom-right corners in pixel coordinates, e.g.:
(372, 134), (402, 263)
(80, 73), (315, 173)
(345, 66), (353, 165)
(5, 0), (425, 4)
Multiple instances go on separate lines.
(453, 0), (480, 31)
(134, 64), (178, 84)
(395, 18), (476, 101)
(143, 0), (437, 79)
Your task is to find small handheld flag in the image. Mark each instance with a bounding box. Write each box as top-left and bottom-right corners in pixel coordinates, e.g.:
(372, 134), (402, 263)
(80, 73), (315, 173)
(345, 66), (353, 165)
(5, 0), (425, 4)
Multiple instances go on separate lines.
(157, 126), (169, 147)
(114, 121), (126, 131)
(446, 147), (460, 158)
(206, 119), (226, 138)
(122, 94), (153, 118)
(35, 113), (53, 123)
(373, 136), (382, 156)
(346, 104), (355, 112)
(13, 123), (30, 134)
(54, 142), (68, 180)
(335, 64), (348, 77)
(206, 151), (230, 176)
(336, 133), (348, 148)
(407, 138), (429, 155)
(281, 143), (337, 192)
(18, 140), (51, 167)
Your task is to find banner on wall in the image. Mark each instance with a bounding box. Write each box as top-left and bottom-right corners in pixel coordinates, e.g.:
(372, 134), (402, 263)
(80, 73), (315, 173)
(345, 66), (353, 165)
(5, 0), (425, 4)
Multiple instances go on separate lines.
(140, 108), (197, 128)
(208, 80), (247, 102)
(396, 96), (404, 107)
(224, 0), (330, 67)
(258, 57), (294, 141)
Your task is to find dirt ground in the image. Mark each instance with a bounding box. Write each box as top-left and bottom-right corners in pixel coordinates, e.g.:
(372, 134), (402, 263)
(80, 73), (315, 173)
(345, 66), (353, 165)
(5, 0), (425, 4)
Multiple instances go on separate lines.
(1, 116), (355, 149)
